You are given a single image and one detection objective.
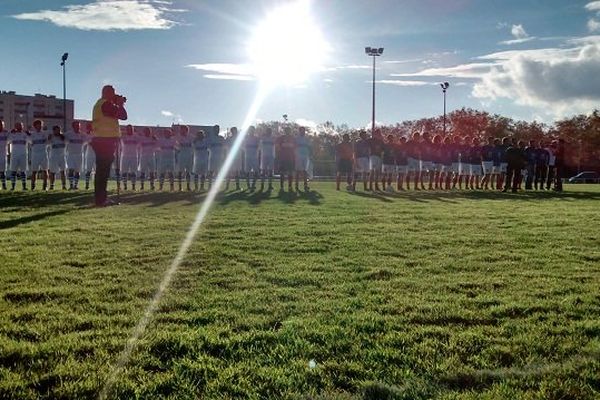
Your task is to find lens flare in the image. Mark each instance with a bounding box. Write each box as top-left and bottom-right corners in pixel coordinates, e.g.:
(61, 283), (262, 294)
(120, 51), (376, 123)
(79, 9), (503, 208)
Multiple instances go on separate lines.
(247, 0), (330, 86)
(99, 85), (269, 400)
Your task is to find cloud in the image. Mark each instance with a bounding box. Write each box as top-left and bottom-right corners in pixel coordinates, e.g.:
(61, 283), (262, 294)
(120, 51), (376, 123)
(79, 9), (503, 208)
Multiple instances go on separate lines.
(161, 110), (174, 117)
(161, 109), (183, 122)
(295, 118), (318, 129)
(12, 1), (181, 31)
(511, 24), (529, 39)
(499, 23), (536, 45)
(375, 80), (436, 86)
(588, 19), (600, 32)
(473, 43), (600, 117)
(392, 63), (498, 79)
(203, 74), (255, 81)
(585, 1), (600, 11)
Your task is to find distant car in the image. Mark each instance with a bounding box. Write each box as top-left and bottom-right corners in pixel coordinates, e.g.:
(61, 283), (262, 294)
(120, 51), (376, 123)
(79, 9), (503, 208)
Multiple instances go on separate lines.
(568, 171), (600, 183)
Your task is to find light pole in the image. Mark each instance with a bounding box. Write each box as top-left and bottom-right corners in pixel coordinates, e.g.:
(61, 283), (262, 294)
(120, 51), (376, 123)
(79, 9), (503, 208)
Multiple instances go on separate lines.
(60, 52), (69, 133)
(365, 46), (383, 136)
(441, 81), (449, 134)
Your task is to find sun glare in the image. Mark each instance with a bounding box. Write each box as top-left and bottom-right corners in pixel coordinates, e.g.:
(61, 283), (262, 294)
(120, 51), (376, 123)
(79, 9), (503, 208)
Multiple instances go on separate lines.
(247, 0), (330, 86)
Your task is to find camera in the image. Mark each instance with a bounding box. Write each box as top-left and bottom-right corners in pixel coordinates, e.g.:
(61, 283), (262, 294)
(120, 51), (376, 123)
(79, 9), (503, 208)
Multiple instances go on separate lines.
(114, 94), (127, 104)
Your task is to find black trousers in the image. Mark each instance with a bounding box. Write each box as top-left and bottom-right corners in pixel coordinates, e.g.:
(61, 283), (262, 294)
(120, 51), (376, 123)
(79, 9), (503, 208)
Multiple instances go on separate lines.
(91, 137), (118, 206)
(547, 166), (556, 190)
(534, 164), (547, 189)
(505, 164), (521, 191)
(525, 164), (535, 189)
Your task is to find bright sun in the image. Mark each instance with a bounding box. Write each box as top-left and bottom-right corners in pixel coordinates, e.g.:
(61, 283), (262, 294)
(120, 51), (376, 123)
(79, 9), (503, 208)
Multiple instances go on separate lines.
(247, 0), (330, 86)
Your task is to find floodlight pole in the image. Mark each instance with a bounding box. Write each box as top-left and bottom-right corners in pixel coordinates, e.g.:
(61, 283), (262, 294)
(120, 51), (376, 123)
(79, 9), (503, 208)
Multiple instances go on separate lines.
(60, 53), (69, 133)
(441, 82), (449, 135)
(365, 46), (383, 136)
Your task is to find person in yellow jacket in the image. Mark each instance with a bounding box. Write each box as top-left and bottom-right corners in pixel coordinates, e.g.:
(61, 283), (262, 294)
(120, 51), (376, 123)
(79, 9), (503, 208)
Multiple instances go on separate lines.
(91, 85), (128, 206)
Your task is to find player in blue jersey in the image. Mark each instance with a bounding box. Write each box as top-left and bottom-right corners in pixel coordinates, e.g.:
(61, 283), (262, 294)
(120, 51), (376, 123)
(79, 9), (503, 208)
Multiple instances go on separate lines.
(491, 138), (503, 191)
(259, 127), (275, 191)
(65, 121), (86, 190)
(138, 127), (157, 191)
(431, 134), (444, 190)
(29, 119), (49, 191)
(295, 126), (312, 192)
(192, 130), (209, 191)
(48, 126), (67, 190)
(244, 126), (260, 191)
(0, 120), (8, 190)
(369, 130), (385, 191)
(354, 130), (370, 191)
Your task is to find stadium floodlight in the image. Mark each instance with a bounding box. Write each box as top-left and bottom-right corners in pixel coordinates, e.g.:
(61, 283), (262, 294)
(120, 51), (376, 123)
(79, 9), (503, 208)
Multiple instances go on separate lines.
(441, 82), (450, 134)
(60, 53), (69, 133)
(365, 46), (383, 136)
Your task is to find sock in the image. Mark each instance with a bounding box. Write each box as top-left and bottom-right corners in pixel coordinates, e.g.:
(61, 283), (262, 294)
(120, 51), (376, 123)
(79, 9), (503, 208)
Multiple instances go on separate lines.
(10, 171), (17, 190)
(0, 171), (6, 189)
(85, 172), (91, 189)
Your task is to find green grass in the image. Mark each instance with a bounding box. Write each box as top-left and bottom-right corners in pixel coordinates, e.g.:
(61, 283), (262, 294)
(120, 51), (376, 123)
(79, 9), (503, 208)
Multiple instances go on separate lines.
(0, 183), (599, 399)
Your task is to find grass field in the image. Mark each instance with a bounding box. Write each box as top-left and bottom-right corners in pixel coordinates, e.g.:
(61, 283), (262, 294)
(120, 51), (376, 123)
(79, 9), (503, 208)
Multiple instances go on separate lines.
(0, 183), (599, 399)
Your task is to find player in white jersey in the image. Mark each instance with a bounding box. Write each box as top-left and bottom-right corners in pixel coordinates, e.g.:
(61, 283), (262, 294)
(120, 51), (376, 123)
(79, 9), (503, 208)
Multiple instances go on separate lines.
(48, 126), (67, 190)
(243, 126), (260, 191)
(64, 121), (86, 190)
(138, 127), (157, 191)
(259, 127), (275, 191)
(7, 122), (30, 190)
(225, 126), (243, 190)
(28, 119), (50, 191)
(0, 120), (8, 190)
(207, 125), (225, 189)
(157, 129), (177, 191)
(176, 125), (194, 191)
(192, 130), (209, 191)
(83, 122), (96, 190)
(294, 126), (312, 192)
(119, 125), (139, 191)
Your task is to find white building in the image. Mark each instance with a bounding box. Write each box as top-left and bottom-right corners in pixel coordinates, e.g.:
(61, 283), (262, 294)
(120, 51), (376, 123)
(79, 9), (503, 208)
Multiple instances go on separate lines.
(0, 91), (74, 131)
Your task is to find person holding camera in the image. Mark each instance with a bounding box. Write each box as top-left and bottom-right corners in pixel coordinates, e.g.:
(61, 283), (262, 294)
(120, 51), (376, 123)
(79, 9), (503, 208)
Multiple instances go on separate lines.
(91, 85), (127, 206)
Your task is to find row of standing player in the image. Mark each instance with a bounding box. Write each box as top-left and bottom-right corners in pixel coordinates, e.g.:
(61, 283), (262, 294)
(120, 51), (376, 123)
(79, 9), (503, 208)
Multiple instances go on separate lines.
(334, 130), (564, 192)
(0, 118), (314, 192)
(113, 124), (313, 192)
(0, 120), (96, 191)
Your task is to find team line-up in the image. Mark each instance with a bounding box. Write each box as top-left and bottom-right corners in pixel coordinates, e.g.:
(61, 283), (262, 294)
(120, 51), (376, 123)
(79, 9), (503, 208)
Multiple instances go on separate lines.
(0, 119), (565, 193)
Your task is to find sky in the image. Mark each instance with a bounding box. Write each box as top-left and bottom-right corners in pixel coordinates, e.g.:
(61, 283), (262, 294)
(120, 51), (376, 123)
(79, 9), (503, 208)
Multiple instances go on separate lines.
(1, 0), (600, 130)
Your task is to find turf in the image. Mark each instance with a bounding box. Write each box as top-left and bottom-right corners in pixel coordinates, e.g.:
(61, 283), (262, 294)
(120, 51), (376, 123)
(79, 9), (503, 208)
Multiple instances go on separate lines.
(0, 183), (599, 399)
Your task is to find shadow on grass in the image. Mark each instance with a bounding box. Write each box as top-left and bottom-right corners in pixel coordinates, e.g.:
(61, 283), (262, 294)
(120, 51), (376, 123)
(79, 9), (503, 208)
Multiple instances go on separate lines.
(218, 187), (323, 206)
(0, 209), (74, 230)
(346, 188), (600, 203)
(0, 191), (92, 209)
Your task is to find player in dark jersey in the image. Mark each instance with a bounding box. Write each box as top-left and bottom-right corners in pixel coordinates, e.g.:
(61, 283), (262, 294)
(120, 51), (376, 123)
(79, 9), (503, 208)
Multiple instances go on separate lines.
(440, 136), (453, 190)
(480, 136), (495, 190)
(354, 130), (370, 191)
(381, 134), (397, 192)
(491, 138), (503, 191)
(534, 144), (549, 190)
(335, 134), (354, 191)
(396, 136), (408, 190)
(448, 135), (461, 189)
(430, 134), (443, 190)
(524, 140), (538, 190)
(406, 132), (421, 190)
(276, 127), (296, 191)
(496, 137), (510, 190)
(369, 130), (385, 191)
(420, 132), (434, 190)
(469, 137), (483, 190)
